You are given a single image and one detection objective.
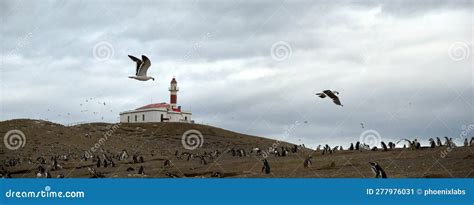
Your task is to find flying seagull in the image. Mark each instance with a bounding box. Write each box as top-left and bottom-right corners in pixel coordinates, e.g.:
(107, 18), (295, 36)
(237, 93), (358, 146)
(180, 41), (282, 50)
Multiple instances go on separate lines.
(128, 55), (154, 81)
(316, 90), (343, 106)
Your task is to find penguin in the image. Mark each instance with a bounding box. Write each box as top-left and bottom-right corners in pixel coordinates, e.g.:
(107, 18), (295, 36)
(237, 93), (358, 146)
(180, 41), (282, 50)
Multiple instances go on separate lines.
(45, 170), (52, 178)
(303, 156), (312, 168)
(444, 137), (450, 146)
(163, 160), (171, 168)
(369, 162), (387, 178)
(388, 142), (396, 150)
(429, 138), (436, 148)
(138, 166), (145, 175)
(88, 167), (104, 178)
(261, 159), (271, 174)
(414, 139), (421, 149)
(436, 137), (442, 147)
(200, 156), (207, 165)
(52, 158), (59, 171)
(211, 172), (223, 178)
(381, 142), (388, 151)
(37, 165), (46, 174)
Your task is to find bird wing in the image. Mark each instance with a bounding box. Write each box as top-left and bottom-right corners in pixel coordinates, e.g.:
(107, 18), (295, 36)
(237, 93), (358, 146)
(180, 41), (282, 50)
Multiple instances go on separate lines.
(137, 55), (151, 76)
(128, 55), (142, 75)
(323, 90), (338, 99)
(316, 93), (326, 98)
(332, 96), (342, 106)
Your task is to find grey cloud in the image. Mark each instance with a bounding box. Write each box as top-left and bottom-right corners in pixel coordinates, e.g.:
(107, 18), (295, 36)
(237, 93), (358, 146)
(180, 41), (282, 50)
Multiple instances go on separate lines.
(1, 0), (472, 147)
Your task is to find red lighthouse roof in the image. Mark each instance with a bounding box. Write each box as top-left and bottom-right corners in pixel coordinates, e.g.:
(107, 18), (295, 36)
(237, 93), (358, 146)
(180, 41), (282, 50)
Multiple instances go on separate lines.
(135, 102), (181, 112)
(136, 103), (169, 110)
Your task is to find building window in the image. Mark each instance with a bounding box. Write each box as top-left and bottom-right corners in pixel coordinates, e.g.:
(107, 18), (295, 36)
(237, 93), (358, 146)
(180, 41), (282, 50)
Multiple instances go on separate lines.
(142, 114), (145, 121)
(160, 114), (163, 122)
(185, 116), (187, 121)
(127, 116), (130, 123)
(135, 115), (137, 122)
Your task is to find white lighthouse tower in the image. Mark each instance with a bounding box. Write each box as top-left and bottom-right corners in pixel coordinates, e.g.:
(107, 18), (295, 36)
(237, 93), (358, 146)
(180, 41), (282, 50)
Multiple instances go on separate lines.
(169, 78), (179, 108)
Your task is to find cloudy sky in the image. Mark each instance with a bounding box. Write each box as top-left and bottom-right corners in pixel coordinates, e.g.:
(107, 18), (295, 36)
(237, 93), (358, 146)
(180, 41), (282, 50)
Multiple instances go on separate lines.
(1, 0), (472, 148)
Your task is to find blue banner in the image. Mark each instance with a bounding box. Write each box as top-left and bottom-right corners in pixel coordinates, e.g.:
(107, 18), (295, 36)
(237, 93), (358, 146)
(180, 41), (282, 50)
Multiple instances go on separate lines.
(1, 179), (472, 205)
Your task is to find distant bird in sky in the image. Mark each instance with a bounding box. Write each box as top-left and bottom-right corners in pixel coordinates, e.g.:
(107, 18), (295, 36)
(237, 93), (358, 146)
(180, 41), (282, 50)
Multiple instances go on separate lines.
(128, 55), (154, 81)
(360, 123), (364, 128)
(316, 90), (343, 106)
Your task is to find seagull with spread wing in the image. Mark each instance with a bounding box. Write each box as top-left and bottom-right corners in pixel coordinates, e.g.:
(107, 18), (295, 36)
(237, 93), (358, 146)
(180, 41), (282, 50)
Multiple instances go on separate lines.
(316, 90), (343, 106)
(128, 55), (154, 81)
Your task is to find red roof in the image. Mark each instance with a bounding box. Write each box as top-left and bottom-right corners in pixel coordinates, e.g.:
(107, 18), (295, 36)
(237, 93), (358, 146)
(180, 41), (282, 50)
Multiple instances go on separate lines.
(136, 103), (169, 110)
(136, 102), (181, 112)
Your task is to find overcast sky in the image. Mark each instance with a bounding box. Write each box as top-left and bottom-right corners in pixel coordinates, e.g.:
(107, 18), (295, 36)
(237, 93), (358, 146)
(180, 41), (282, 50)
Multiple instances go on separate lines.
(1, 0), (473, 148)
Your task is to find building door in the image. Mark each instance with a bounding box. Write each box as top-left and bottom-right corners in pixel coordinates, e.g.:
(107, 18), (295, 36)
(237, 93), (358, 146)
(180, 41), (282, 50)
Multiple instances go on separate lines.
(160, 114), (163, 122)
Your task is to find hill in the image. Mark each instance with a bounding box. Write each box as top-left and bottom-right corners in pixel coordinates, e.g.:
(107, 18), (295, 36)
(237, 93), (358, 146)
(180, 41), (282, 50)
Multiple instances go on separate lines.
(1, 119), (473, 178)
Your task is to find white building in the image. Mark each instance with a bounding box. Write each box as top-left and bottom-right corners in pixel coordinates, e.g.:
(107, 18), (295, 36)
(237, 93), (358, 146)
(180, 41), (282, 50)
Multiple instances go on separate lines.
(119, 78), (193, 123)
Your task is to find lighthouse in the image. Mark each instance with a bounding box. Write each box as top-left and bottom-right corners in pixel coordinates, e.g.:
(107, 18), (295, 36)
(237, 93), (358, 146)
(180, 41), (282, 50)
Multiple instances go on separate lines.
(169, 78), (179, 108)
(119, 77), (192, 123)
